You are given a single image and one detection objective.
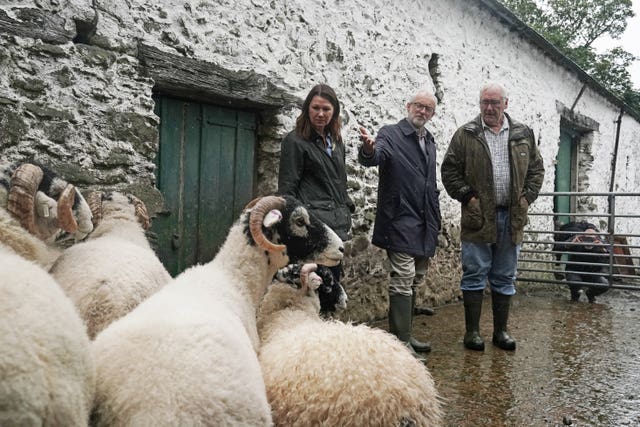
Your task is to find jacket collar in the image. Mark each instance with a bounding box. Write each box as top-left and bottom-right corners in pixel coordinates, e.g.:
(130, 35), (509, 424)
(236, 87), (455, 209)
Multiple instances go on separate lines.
(463, 113), (529, 141)
(399, 118), (433, 141)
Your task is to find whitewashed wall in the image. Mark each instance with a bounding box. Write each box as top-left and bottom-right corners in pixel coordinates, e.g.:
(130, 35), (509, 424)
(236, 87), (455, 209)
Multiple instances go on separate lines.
(1, 0), (639, 321)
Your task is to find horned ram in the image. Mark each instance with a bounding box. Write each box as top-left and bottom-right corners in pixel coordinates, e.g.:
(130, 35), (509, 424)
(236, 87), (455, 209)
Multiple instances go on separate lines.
(91, 196), (344, 426)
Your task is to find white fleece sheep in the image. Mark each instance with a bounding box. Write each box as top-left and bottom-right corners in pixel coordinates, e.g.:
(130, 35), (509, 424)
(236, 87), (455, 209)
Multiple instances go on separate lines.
(91, 196), (344, 426)
(257, 264), (443, 427)
(0, 243), (95, 426)
(0, 207), (61, 268)
(49, 192), (171, 339)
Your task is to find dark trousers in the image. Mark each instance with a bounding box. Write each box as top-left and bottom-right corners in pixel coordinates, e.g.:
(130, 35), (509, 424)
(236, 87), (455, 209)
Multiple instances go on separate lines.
(565, 271), (608, 299)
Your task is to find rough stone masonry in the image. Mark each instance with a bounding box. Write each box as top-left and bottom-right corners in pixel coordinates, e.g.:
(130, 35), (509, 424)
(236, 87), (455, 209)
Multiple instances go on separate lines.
(1, 0), (639, 322)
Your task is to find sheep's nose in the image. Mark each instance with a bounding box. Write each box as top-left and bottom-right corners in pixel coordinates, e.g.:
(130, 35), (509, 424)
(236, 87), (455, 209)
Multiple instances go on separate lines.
(339, 246), (344, 253)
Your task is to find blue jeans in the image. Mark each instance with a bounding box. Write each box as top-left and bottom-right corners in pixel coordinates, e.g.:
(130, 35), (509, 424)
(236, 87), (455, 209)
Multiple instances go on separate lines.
(460, 209), (520, 295)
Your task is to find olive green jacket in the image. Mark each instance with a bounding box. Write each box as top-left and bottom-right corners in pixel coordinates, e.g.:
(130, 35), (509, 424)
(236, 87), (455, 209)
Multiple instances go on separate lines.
(441, 114), (545, 244)
(277, 130), (354, 241)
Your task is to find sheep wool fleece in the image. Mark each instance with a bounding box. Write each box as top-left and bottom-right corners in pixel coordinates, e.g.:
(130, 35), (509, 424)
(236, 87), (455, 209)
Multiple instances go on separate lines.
(91, 242), (274, 426)
(90, 216), (285, 427)
(0, 208), (60, 269)
(91, 196), (344, 427)
(0, 244), (95, 427)
(258, 284), (443, 427)
(51, 236), (171, 339)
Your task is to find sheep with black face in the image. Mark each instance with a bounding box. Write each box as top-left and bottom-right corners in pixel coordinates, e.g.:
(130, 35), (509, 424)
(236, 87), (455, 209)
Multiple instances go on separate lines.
(91, 196), (343, 426)
(275, 263), (347, 313)
(258, 263), (443, 427)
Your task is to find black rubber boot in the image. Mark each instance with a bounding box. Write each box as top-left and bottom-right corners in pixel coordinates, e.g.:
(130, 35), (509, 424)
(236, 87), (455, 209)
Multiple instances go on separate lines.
(389, 294), (427, 362)
(409, 287), (432, 353)
(491, 292), (516, 351)
(586, 277), (609, 303)
(569, 287), (581, 302)
(462, 290), (485, 351)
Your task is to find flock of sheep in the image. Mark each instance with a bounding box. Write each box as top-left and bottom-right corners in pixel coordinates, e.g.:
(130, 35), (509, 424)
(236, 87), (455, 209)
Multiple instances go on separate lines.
(0, 161), (443, 426)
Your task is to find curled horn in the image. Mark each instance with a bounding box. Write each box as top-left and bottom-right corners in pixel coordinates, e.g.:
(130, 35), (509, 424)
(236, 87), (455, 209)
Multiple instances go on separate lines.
(249, 196), (286, 252)
(299, 263), (322, 291)
(86, 191), (103, 228)
(128, 195), (150, 230)
(57, 184), (79, 233)
(243, 197), (261, 211)
(7, 163), (44, 236)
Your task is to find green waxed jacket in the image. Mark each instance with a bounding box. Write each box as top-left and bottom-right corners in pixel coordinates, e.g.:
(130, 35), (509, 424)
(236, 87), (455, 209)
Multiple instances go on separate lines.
(441, 113), (545, 244)
(277, 130), (354, 241)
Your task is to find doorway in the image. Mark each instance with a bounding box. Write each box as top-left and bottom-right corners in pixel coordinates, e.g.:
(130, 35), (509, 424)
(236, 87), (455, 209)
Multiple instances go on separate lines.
(152, 95), (257, 276)
(554, 128), (578, 226)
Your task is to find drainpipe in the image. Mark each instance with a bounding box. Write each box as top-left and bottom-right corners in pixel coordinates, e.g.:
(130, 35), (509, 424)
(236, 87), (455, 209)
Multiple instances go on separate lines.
(607, 108), (624, 235)
(609, 108), (623, 194)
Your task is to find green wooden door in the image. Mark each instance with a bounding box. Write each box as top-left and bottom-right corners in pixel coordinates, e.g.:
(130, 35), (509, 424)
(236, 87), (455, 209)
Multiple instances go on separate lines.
(554, 129), (575, 226)
(153, 96), (256, 276)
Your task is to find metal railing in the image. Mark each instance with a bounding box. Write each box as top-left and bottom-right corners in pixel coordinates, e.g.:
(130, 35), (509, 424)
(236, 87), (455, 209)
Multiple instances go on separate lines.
(517, 191), (640, 291)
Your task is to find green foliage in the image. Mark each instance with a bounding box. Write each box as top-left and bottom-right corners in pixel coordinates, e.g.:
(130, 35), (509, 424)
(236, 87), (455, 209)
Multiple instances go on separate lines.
(500, 0), (640, 112)
(546, 0), (633, 48)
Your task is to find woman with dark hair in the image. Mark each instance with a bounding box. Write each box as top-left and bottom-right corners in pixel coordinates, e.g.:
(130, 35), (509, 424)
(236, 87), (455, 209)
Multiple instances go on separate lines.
(277, 84), (354, 300)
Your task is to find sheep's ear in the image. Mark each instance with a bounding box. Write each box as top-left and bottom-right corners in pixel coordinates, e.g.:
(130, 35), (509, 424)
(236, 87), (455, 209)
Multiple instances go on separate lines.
(34, 191), (57, 219)
(263, 209), (282, 228)
(249, 196), (286, 252)
(336, 283), (348, 310)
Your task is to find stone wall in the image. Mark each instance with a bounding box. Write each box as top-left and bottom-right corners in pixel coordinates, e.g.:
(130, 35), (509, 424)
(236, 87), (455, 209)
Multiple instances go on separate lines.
(1, 0), (639, 322)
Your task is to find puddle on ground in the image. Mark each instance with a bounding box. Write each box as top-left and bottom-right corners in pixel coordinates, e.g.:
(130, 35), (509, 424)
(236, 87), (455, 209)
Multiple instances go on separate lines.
(371, 289), (640, 426)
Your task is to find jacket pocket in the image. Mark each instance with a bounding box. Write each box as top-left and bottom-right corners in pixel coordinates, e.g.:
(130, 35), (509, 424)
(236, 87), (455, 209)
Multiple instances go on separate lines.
(461, 198), (484, 231)
(306, 201), (351, 235)
(511, 197), (529, 229)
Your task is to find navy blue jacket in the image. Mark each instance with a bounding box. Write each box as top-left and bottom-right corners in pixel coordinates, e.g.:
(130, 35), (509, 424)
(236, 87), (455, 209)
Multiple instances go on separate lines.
(359, 118), (441, 257)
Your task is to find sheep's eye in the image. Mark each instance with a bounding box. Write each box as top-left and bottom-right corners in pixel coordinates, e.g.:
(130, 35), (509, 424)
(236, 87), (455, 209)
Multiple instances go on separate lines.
(294, 217), (306, 227)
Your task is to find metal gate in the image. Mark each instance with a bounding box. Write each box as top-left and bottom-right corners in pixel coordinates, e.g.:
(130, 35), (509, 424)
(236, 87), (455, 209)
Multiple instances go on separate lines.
(517, 191), (640, 291)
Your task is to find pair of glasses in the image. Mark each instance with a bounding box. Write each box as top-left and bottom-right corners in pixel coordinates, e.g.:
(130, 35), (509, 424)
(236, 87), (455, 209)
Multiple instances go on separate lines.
(480, 100), (503, 107)
(411, 102), (435, 113)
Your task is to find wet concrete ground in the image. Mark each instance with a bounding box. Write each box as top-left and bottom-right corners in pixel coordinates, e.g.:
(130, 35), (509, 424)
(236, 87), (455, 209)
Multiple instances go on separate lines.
(372, 288), (640, 426)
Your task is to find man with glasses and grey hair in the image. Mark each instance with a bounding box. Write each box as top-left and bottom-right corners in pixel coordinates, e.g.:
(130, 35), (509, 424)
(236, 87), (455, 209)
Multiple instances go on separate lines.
(441, 82), (544, 352)
(358, 90), (442, 362)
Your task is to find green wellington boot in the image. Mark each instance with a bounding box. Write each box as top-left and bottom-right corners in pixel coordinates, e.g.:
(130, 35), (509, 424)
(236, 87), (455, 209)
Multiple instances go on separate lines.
(491, 292), (516, 351)
(409, 287), (431, 353)
(462, 290), (485, 351)
(389, 294), (427, 362)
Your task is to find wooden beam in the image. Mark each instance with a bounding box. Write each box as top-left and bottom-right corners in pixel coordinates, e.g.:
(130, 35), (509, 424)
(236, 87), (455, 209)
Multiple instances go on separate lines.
(0, 8), (73, 44)
(137, 43), (301, 109)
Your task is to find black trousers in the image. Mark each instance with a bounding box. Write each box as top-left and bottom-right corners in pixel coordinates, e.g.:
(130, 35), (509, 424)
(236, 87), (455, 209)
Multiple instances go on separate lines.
(565, 271), (608, 299)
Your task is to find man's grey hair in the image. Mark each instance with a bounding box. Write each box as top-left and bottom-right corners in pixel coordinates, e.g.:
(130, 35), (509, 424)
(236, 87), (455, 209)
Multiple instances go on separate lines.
(479, 82), (508, 101)
(408, 90), (438, 106)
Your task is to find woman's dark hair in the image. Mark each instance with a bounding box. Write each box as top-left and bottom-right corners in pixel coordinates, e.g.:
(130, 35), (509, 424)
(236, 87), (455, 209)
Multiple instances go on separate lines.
(295, 84), (342, 143)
